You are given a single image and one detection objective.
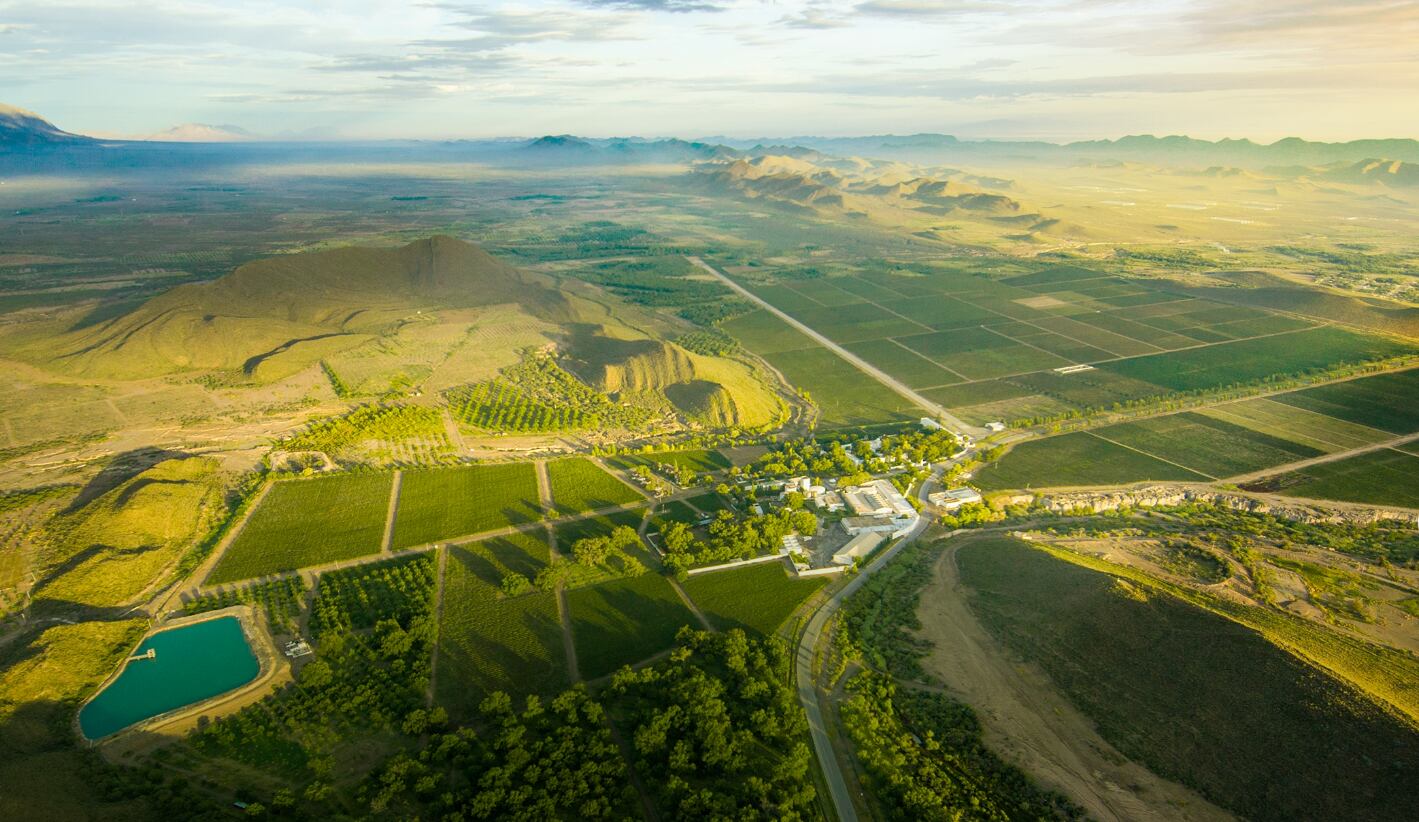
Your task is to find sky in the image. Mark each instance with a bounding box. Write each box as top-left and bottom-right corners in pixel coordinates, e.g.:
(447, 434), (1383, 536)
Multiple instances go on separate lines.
(2, 0), (1418, 142)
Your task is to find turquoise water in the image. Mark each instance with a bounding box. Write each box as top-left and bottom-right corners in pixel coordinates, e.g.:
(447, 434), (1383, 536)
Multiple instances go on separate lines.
(78, 616), (259, 740)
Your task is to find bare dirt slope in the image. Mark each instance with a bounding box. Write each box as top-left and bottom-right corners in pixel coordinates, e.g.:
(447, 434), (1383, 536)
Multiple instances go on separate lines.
(916, 540), (1234, 822)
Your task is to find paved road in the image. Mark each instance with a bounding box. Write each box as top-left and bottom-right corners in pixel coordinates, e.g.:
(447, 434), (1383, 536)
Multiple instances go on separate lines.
(793, 462), (951, 821)
(686, 256), (987, 440)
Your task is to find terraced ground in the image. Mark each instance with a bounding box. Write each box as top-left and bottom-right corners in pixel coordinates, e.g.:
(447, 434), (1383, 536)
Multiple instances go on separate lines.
(720, 260), (1416, 428)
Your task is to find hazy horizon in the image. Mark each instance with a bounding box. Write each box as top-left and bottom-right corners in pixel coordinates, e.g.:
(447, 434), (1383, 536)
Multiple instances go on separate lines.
(4, 0), (1417, 143)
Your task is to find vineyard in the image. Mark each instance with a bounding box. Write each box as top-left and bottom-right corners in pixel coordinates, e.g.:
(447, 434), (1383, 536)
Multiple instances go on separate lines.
(566, 573), (696, 679)
(207, 473), (391, 584)
(391, 463), (542, 548)
(280, 403), (455, 466)
(183, 576), (308, 635)
(546, 457), (644, 515)
(680, 562), (826, 637)
(436, 539), (567, 718)
(445, 352), (650, 434)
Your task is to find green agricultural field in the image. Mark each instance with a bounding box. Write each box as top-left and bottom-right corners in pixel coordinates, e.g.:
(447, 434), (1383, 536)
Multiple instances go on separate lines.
(208, 472), (392, 584)
(607, 448), (731, 474)
(551, 509), (657, 589)
(1100, 326), (1416, 393)
(1093, 412), (1322, 478)
(1197, 398), (1390, 452)
(652, 499), (702, 524)
(763, 347), (916, 428)
(392, 463), (541, 549)
(546, 457), (643, 515)
(957, 537), (1419, 822)
(1270, 368), (1419, 435)
(436, 538), (566, 719)
(1269, 449), (1419, 508)
(680, 562), (827, 636)
(566, 573), (696, 679)
(843, 339), (961, 388)
(721, 309), (819, 354)
(972, 432), (1208, 491)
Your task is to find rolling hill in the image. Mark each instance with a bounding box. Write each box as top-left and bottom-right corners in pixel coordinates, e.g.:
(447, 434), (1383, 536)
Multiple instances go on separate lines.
(14, 236), (780, 429)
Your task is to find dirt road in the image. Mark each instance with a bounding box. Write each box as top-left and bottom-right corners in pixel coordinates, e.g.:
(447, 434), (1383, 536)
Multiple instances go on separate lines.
(1222, 430), (1419, 484)
(686, 256), (986, 439)
(915, 540), (1234, 822)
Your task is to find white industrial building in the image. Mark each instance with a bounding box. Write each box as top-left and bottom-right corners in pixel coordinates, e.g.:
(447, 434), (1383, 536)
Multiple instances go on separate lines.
(832, 532), (885, 566)
(843, 479), (917, 521)
(841, 515), (899, 535)
(928, 488), (983, 511)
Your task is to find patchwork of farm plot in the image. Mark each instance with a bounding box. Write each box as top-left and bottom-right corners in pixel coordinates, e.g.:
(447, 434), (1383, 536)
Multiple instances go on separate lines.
(975, 369), (1419, 491)
(721, 260), (1415, 427)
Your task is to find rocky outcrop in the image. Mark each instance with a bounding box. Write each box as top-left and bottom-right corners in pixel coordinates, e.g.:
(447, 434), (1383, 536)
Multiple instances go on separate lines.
(1027, 485), (1418, 527)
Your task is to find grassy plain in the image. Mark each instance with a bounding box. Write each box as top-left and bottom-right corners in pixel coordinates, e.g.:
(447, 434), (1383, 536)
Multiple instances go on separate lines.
(392, 463), (541, 548)
(606, 448), (731, 474)
(680, 562), (826, 636)
(209, 472), (390, 584)
(545, 457), (643, 515)
(436, 538), (566, 719)
(959, 537), (1419, 822)
(566, 573), (696, 679)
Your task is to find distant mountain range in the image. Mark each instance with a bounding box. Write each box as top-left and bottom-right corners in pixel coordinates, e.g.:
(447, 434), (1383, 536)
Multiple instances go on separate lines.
(4, 101), (1418, 171)
(0, 104), (91, 145)
(700, 133), (1419, 167)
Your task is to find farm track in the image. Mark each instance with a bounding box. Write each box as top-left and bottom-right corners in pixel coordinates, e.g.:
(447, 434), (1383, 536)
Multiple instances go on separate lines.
(534, 459), (554, 513)
(668, 577), (714, 631)
(1222, 430), (1419, 484)
(426, 545), (448, 708)
(687, 256), (986, 439)
(186, 492), (698, 598)
(381, 469), (403, 553)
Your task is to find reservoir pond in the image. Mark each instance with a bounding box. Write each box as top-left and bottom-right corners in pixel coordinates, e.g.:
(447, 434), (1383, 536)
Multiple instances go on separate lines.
(79, 615), (259, 740)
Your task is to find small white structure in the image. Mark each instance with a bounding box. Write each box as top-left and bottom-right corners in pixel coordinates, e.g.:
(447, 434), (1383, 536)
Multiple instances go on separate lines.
(780, 534), (806, 555)
(283, 639), (313, 658)
(920, 417), (943, 431)
(929, 488), (983, 511)
(784, 476), (813, 495)
(985, 421), (1007, 433)
(815, 491), (845, 512)
(842, 515), (898, 535)
(833, 532), (885, 566)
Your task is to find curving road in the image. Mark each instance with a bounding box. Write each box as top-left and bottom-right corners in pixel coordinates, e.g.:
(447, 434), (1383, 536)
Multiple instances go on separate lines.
(793, 462), (952, 821)
(686, 256), (987, 440)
